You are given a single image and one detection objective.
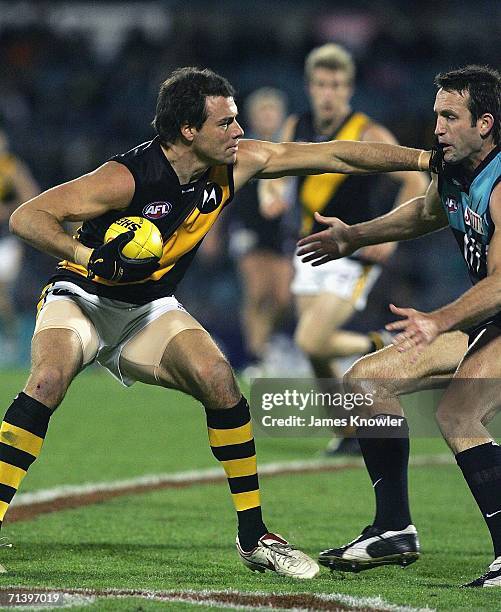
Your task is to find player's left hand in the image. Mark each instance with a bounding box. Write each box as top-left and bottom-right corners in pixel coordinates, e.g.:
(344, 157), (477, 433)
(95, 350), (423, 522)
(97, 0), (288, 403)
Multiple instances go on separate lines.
(385, 303), (441, 356)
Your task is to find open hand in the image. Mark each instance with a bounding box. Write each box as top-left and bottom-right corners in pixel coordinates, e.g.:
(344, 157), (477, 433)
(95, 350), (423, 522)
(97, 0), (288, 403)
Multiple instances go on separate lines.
(385, 304), (441, 357)
(296, 212), (356, 266)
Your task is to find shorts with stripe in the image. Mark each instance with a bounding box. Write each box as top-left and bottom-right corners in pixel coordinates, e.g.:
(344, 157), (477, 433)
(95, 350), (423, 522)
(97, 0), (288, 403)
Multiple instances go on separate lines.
(291, 252), (381, 310)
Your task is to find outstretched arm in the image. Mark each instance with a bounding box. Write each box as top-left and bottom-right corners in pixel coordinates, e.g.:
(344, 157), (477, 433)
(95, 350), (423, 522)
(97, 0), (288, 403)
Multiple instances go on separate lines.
(297, 175), (446, 266)
(234, 139), (431, 190)
(387, 181), (501, 355)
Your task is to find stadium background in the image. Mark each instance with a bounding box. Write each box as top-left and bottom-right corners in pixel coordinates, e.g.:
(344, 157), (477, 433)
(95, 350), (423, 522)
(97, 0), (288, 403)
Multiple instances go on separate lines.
(0, 0), (499, 367)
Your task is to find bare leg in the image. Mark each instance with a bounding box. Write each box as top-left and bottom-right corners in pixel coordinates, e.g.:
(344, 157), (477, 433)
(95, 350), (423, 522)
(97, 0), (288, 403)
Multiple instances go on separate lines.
(295, 294), (366, 377)
(436, 330), (501, 567)
(0, 325), (87, 528)
(345, 331), (468, 417)
(25, 328), (84, 409)
(239, 252), (292, 359)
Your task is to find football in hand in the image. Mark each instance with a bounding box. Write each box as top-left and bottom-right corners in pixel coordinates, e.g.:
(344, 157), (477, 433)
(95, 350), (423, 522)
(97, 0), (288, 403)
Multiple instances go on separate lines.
(104, 216), (163, 260)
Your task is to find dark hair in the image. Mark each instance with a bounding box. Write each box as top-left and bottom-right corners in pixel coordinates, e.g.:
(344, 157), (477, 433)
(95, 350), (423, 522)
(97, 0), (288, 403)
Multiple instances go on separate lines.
(152, 67), (235, 144)
(434, 65), (501, 145)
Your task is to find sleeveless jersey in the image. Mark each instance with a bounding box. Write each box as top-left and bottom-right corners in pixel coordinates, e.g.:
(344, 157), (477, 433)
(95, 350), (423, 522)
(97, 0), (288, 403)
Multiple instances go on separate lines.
(53, 136), (234, 304)
(439, 146), (501, 285)
(293, 111), (380, 236)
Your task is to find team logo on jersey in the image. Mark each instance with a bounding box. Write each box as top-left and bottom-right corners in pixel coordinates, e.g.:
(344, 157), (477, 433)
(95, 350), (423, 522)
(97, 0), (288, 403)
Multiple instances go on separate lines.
(464, 206), (485, 235)
(445, 196), (458, 213)
(199, 182), (223, 214)
(143, 201), (173, 219)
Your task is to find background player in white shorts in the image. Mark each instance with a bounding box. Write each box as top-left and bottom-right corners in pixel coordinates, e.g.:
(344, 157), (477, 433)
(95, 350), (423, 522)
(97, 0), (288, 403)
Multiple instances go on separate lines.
(262, 44), (428, 454)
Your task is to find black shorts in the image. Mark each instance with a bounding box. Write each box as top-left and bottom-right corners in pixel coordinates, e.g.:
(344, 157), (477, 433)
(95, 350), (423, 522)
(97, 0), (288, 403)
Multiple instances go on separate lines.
(466, 319), (501, 356)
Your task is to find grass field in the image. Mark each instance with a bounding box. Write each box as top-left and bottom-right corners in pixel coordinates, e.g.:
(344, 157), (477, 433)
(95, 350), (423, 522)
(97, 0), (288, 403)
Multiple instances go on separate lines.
(0, 368), (498, 610)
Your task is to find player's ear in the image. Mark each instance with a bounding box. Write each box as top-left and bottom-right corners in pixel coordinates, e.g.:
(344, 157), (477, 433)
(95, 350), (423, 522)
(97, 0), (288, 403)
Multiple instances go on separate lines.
(180, 123), (196, 142)
(479, 113), (495, 139)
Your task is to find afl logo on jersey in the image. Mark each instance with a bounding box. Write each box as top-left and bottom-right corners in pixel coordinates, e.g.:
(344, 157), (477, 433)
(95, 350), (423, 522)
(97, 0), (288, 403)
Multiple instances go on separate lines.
(199, 183), (223, 214)
(143, 201), (173, 219)
(445, 196), (458, 213)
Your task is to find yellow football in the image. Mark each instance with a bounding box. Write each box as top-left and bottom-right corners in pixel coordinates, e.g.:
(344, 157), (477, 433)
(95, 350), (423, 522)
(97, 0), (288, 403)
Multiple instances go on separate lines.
(104, 216), (163, 260)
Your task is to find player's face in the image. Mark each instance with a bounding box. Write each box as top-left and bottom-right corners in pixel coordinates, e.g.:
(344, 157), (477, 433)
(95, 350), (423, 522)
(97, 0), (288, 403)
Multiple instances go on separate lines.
(194, 96), (244, 164)
(249, 100), (284, 139)
(308, 68), (353, 123)
(434, 89), (484, 165)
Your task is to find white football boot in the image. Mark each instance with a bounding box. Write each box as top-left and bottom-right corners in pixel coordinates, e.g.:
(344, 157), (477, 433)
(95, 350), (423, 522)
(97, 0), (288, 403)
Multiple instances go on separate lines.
(236, 532), (319, 579)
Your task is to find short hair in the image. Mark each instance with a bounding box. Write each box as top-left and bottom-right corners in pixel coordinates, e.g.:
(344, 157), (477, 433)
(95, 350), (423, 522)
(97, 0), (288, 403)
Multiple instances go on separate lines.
(152, 67), (235, 144)
(434, 65), (500, 145)
(244, 87), (288, 123)
(304, 44), (355, 83)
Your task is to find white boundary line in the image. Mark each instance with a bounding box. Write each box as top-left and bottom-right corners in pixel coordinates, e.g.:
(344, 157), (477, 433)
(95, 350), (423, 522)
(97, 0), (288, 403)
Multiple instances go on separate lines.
(12, 454), (453, 508)
(0, 588), (435, 612)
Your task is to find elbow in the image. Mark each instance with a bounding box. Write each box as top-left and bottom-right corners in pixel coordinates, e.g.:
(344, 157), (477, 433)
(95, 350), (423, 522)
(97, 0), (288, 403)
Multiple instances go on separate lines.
(9, 208), (22, 237)
(9, 204), (30, 239)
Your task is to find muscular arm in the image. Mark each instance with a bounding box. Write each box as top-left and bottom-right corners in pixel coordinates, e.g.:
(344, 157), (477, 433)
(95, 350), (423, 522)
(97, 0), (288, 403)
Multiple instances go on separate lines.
(362, 124), (429, 207)
(9, 161), (133, 266)
(296, 175), (447, 265)
(234, 138), (430, 189)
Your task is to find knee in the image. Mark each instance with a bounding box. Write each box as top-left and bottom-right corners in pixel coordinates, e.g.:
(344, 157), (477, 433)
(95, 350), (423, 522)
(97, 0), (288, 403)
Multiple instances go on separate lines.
(343, 357), (392, 399)
(435, 404), (467, 438)
(294, 326), (327, 360)
(26, 366), (71, 408)
(344, 357), (375, 390)
(192, 357), (240, 409)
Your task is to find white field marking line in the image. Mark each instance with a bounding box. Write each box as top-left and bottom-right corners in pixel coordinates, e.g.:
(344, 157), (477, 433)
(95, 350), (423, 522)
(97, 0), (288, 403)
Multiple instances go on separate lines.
(0, 588), (435, 612)
(12, 454), (453, 508)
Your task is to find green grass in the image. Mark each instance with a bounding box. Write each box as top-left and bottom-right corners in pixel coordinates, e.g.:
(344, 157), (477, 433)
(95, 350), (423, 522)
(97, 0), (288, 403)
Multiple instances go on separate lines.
(0, 369), (498, 610)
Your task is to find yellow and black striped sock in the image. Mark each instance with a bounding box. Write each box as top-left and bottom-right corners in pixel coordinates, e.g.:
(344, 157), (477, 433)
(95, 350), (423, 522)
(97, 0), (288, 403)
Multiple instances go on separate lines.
(206, 396), (267, 551)
(0, 393), (52, 527)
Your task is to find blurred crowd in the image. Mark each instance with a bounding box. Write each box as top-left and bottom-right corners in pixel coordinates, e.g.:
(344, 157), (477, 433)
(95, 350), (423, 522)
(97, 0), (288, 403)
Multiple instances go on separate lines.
(1, 0), (498, 367)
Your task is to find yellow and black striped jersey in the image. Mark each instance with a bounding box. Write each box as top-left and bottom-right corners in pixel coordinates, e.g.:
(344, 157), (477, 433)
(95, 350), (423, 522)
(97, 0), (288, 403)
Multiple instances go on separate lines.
(53, 137), (234, 304)
(293, 112), (382, 236)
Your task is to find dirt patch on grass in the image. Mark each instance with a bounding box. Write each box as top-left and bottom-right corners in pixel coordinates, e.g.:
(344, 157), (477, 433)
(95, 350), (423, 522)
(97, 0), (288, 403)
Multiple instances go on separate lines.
(0, 587), (402, 611)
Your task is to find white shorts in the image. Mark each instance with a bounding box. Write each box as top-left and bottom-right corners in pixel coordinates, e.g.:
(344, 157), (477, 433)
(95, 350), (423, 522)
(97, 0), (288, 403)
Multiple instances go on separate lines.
(0, 236), (22, 284)
(35, 281), (192, 386)
(291, 253), (382, 310)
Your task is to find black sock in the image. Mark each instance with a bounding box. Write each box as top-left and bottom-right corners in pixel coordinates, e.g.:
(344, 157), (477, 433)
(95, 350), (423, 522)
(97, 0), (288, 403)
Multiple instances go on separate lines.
(0, 392), (52, 526)
(357, 414), (412, 531)
(205, 396), (267, 550)
(456, 441), (501, 558)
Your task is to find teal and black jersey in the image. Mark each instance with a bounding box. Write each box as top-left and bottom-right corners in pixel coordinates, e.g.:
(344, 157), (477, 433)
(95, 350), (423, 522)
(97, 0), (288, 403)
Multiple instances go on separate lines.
(439, 146), (501, 285)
